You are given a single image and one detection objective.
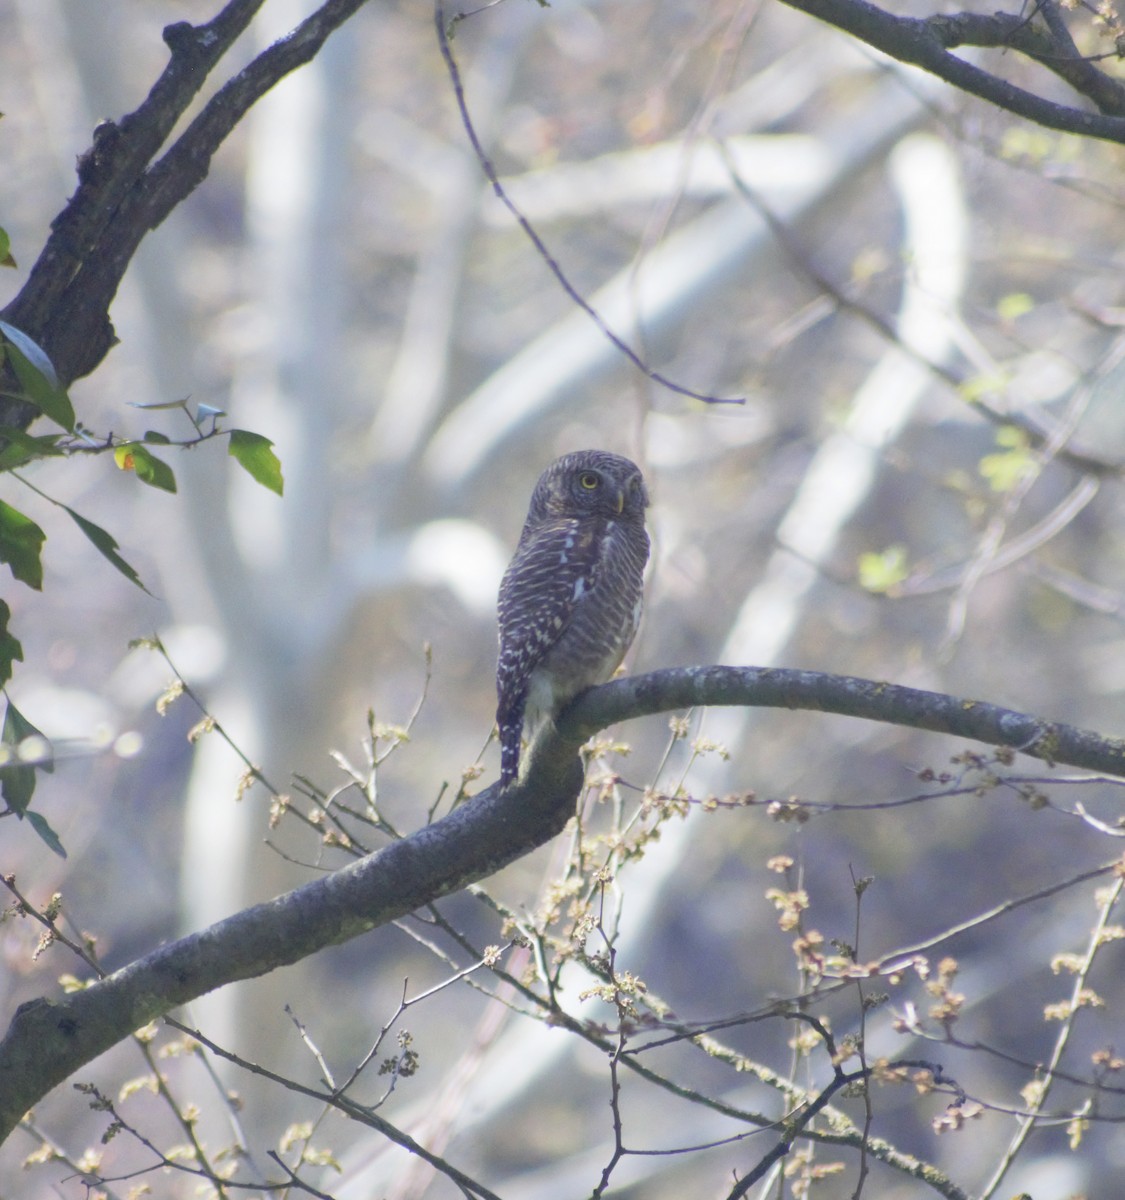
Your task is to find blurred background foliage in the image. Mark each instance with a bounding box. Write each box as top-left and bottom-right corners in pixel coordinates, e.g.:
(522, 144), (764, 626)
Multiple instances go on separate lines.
(3, 0), (1125, 1195)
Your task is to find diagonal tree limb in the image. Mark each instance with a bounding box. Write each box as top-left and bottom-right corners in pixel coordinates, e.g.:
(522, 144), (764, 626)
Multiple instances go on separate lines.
(3, 664), (1125, 1144)
(0, 727), (586, 1145)
(922, 4), (1125, 117)
(1020, 0), (1125, 117)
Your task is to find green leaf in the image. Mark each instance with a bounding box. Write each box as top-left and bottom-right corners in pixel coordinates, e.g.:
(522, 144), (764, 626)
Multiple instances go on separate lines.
(958, 370), (1010, 405)
(114, 443), (177, 493)
(0, 758), (35, 815)
(996, 292), (1034, 322)
(229, 430), (284, 496)
(979, 426), (1036, 494)
(142, 431), (171, 444)
(858, 544), (910, 594)
(0, 698), (50, 816)
(0, 226), (14, 269)
(0, 425), (63, 471)
(64, 506), (150, 593)
(0, 600), (23, 688)
(0, 321), (75, 431)
(26, 809), (66, 858)
(0, 499), (45, 589)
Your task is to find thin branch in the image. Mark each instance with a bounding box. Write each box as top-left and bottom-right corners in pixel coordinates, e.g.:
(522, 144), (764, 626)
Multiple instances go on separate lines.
(893, 476), (1100, 598)
(14, 1116), (129, 1200)
(266, 1151), (338, 1200)
(163, 1023), (507, 1200)
(433, 0), (742, 407)
(849, 868), (873, 1200)
(724, 1040), (923, 1200)
(993, 0), (1125, 116)
(872, 857), (1120, 970)
(1029, 559), (1125, 620)
(937, 336), (1121, 652)
(978, 871), (1125, 1198)
(718, 133), (1125, 479)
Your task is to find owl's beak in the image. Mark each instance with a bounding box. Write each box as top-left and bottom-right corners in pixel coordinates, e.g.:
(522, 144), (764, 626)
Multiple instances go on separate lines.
(614, 487), (625, 515)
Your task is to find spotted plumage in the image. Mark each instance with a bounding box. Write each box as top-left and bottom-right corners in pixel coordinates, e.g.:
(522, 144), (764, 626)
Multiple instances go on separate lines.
(496, 450), (650, 788)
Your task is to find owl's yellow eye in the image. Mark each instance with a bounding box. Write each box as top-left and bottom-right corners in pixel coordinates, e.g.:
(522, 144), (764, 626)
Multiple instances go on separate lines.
(579, 472), (600, 490)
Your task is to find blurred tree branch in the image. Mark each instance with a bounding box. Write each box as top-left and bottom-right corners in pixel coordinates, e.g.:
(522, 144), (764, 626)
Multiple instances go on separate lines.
(5, 0), (1125, 428)
(780, 0), (1125, 141)
(3, 0), (1125, 431)
(3, 664), (1124, 1144)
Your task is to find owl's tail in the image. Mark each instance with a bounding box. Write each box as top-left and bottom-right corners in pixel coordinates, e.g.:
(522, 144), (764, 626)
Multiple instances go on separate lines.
(496, 700), (525, 789)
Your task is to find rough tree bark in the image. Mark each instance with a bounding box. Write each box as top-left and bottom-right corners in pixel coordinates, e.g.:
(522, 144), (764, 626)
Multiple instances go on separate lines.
(3, 665), (1125, 1144)
(0, 0), (370, 414)
(779, 0), (1125, 141)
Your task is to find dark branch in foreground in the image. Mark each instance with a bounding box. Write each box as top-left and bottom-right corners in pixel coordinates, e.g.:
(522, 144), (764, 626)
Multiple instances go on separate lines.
(779, 0), (1125, 144)
(3, 664), (1124, 1144)
(1, 0), (370, 410)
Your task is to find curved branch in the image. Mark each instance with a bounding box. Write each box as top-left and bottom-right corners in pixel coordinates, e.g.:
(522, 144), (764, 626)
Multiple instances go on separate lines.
(0, 732), (586, 1144)
(779, 0), (1125, 142)
(3, 663), (1123, 1144)
(562, 665), (1125, 777)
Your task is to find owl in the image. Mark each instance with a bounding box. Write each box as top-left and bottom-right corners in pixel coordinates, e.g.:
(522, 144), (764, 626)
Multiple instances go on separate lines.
(496, 450), (650, 788)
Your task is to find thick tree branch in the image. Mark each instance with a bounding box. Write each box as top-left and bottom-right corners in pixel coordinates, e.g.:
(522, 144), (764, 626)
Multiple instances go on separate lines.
(0, 0), (371, 409)
(562, 665), (1125, 777)
(925, 5), (1125, 118)
(7, 1), (265, 348)
(0, 732), (585, 1144)
(3, 665), (1125, 1143)
(778, 0), (1125, 143)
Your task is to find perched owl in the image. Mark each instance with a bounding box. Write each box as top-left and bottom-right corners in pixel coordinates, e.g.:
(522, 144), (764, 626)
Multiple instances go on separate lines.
(496, 450), (650, 788)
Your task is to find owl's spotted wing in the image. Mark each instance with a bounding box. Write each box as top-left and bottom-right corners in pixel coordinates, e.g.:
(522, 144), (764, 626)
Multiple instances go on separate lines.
(497, 516), (603, 698)
(496, 515), (605, 783)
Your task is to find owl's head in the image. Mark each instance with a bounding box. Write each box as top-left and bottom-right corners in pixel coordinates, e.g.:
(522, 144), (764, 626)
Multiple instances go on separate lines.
(530, 450), (648, 523)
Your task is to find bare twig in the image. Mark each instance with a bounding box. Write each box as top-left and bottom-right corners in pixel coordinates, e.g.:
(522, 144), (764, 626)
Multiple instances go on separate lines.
(155, 1023), (507, 1200)
(849, 868), (874, 1199)
(978, 870), (1125, 1198)
(433, 1), (742, 407)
